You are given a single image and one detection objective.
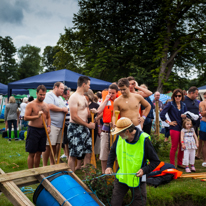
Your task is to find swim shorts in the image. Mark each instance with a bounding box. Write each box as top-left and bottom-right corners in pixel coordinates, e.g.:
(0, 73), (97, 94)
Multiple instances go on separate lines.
(26, 126), (47, 153)
(67, 123), (92, 158)
(199, 121), (206, 141)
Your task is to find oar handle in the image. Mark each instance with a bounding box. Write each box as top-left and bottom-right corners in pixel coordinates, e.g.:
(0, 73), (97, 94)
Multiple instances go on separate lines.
(41, 114), (56, 164)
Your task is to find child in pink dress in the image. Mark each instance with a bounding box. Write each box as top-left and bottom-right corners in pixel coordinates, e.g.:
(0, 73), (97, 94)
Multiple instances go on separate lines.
(181, 119), (199, 172)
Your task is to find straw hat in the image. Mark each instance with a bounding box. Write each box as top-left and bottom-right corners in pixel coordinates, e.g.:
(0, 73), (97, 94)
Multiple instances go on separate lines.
(111, 117), (133, 135)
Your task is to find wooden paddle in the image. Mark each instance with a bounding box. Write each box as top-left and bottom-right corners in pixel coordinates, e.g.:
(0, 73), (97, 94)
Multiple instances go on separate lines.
(110, 110), (113, 149)
(57, 112), (67, 164)
(112, 110), (120, 172)
(90, 111), (97, 168)
(41, 114), (56, 164)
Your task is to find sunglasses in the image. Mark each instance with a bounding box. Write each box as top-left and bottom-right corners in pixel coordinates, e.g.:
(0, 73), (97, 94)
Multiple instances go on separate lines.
(174, 95), (182, 98)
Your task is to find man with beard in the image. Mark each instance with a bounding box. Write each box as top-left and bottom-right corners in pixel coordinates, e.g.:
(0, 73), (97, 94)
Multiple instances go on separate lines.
(24, 85), (51, 168)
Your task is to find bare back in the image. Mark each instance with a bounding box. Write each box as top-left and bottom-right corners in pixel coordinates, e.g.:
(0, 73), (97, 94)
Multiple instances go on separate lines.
(69, 92), (89, 123)
(26, 100), (50, 128)
(114, 93), (142, 126)
(200, 100), (206, 122)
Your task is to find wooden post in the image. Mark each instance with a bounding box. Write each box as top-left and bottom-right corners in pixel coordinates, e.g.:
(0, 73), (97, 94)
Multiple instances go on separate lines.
(57, 113), (67, 164)
(112, 110), (120, 172)
(0, 168), (35, 206)
(36, 175), (71, 206)
(155, 101), (160, 139)
(90, 112), (97, 168)
(110, 110), (113, 149)
(42, 114), (56, 164)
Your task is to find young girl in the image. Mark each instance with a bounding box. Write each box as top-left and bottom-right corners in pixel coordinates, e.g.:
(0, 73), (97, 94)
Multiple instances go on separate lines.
(181, 119), (199, 172)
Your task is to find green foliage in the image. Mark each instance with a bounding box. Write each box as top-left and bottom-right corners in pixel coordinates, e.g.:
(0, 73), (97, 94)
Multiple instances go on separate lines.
(42, 46), (61, 72)
(55, 0), (206, 92)
(82, 164), (131, 205)
(0, 36), (18, 84)
(17, 44), (43, 80)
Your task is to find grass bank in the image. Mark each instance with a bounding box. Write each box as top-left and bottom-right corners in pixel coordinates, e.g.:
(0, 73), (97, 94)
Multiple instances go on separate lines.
(0, 122), (206, 205)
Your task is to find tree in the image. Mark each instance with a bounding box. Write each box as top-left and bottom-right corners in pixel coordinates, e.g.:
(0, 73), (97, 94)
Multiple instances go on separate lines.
(0, 36), (17, 84)
(17, 44), (43, 79)
(42, 46), (61, 72)
(55, 0), (160, 86)
(55, 0), (206, 92)
(155, 0), (206, 92)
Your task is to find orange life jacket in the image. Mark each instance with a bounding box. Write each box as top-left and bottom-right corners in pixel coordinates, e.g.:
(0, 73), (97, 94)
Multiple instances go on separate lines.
(102, 90), (121, 123)
(150, 161), (182, 179)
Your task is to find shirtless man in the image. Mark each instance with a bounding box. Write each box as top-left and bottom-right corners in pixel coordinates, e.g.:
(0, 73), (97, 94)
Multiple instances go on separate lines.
(68, 76), (95, 172)
(24, 85), (51, 168)
(199, 92), (206, 167)
(113, 78), (151, 129)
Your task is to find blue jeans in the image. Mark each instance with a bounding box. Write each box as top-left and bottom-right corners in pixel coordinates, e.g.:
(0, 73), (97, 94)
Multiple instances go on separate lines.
(8, 120), (17, 138)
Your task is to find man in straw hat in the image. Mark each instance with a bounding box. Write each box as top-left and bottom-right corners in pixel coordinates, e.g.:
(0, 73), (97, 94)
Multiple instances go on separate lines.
(105, 117), (160, 205)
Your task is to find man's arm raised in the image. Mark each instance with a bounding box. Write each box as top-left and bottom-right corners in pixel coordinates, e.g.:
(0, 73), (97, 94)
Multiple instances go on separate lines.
(136, 86), (152, 98)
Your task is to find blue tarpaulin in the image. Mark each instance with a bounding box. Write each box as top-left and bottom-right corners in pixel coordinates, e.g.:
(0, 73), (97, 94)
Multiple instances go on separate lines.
(149, 93), (171, 104)
(0, 83), (29, 95)
(8, 69), (111, 97)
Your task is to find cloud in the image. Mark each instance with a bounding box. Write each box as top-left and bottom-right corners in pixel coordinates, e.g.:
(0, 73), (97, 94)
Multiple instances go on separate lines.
(0, 0), (28, 25)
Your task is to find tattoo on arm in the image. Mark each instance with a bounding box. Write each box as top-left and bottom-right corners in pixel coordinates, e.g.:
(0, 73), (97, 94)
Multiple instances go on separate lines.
(200, 107), (203, 112)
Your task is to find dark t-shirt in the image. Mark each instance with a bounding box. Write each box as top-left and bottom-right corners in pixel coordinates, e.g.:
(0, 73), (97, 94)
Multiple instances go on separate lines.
(183, 96), (200, 127)
(152, 100), (164, 110)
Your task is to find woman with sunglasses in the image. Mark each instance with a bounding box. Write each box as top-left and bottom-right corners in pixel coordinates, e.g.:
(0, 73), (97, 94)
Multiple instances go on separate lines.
(160, 89), (187, 168)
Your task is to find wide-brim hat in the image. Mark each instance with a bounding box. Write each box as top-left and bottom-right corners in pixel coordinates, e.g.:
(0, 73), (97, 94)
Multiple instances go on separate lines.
(111, 117), (133, 135)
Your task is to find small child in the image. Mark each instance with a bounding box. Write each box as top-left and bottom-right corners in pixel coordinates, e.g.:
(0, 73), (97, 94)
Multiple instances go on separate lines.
(181, 119), (199, 173)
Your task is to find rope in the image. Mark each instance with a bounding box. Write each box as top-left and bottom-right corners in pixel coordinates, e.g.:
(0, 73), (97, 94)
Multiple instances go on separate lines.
(82, 172), (137, 182)
(20, 187), (35, 194)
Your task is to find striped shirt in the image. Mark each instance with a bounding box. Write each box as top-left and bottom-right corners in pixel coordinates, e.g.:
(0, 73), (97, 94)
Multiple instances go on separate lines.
(64, 100), (70, 125)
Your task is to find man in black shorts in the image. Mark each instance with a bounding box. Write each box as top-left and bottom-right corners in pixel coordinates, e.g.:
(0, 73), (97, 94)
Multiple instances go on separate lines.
(24, 85), (51, 168)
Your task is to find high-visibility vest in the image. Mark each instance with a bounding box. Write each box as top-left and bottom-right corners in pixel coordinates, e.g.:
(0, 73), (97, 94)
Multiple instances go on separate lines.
(116, 132), (149, 187)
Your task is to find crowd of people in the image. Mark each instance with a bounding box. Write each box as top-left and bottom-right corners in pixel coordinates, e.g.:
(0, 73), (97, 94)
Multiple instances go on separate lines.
(4, 76), (206, 206)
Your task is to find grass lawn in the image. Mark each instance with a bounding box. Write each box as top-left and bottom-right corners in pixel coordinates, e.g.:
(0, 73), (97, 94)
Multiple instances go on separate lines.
(0, 121), (206, 206)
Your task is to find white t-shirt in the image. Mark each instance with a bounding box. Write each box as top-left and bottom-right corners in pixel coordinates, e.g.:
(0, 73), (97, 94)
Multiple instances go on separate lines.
(44, 91), (65, 128)
(20, 102), (27, 116)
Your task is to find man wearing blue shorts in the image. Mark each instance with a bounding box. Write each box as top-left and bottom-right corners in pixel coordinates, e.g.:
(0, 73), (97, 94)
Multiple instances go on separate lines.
(199, 92), (206, 167)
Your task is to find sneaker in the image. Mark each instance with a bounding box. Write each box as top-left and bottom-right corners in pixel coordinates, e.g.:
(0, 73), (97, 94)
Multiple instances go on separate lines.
(191, 166), (196, 172)
(185, 167), (191, 173)
(15, 138), (21, 141)
(8, 138), (11, 141)
(60, 154), (67, 158)
(202, 162), (206, 167)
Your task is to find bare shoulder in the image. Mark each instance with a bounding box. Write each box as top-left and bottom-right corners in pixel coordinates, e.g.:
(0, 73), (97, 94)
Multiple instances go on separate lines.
(200, 101), (206, 107)
(134, 93), (143, 100)
(114, 95), (122, 103)
(69, 92), (78, 102)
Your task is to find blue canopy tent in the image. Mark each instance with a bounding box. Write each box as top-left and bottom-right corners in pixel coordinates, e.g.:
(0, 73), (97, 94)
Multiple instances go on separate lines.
(0, 83), (29, 95)
(8, 69), (111, 97)
(198, 85), (206, 100)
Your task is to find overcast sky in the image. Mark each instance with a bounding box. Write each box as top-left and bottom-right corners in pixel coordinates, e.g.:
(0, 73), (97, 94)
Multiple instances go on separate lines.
(0, 0), (79, 53)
